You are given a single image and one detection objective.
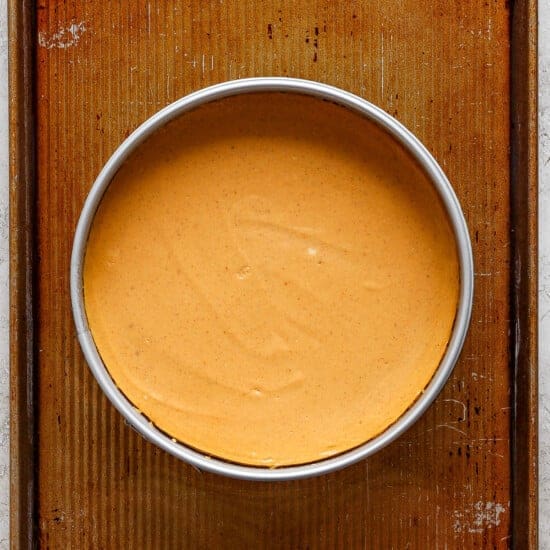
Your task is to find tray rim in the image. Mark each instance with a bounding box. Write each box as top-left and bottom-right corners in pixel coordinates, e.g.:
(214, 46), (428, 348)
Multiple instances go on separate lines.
(8, 1), (38, 548)
(509, 0), (538, 547)
(8, 0), (538, 547)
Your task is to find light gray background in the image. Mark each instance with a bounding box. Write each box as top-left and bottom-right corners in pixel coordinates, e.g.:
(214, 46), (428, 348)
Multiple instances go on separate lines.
(0, 1), (547, 546)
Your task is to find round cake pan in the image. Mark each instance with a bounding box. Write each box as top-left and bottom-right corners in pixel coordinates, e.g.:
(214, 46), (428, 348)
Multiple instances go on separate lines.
(71, 77), (474, 481)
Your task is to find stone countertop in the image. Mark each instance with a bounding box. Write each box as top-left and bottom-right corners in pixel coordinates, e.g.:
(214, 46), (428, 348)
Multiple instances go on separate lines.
(0, 1), (547, 546)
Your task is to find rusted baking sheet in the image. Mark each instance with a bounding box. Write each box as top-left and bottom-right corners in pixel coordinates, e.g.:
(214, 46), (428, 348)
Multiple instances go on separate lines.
(9, 0), (537, 548)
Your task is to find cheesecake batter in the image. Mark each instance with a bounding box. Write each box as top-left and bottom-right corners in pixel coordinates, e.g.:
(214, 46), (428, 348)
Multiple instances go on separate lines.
(84, 93), (459, 466)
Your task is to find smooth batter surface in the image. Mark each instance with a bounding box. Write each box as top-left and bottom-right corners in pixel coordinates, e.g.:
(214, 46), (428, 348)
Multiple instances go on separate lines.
(84, 93), (459, 466)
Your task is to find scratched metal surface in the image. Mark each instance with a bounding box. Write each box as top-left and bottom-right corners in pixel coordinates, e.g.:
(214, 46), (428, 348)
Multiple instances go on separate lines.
(31, 1), (513, 547)
(0, 0), (8, 546)
(539, 0), (550, 545)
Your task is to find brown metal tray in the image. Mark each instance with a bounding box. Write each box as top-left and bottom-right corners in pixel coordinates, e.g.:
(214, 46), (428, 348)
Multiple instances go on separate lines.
(9, 1), (538, 548)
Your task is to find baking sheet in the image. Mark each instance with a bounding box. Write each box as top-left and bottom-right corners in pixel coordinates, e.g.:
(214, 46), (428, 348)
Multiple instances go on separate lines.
(9, 1), (537, 547)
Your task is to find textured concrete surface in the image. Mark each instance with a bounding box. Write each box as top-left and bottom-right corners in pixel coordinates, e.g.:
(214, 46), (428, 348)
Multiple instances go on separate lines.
(0, 2), (547, 547)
